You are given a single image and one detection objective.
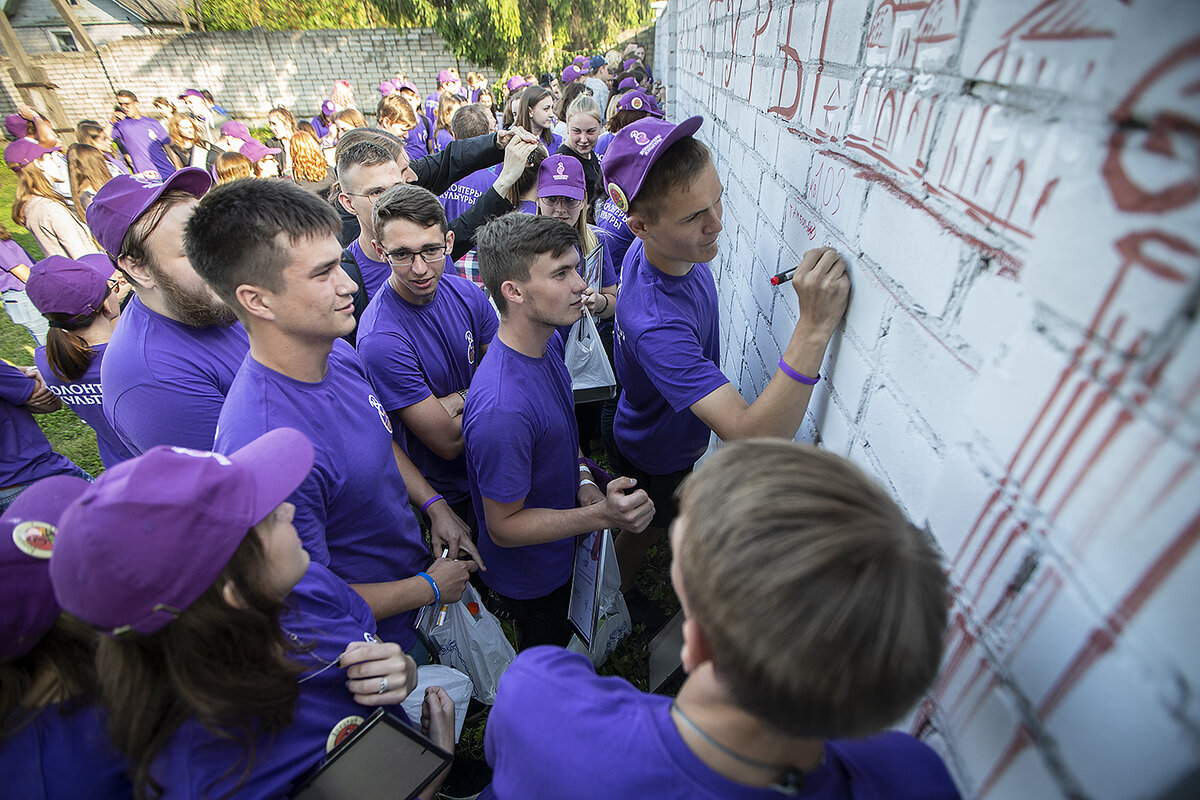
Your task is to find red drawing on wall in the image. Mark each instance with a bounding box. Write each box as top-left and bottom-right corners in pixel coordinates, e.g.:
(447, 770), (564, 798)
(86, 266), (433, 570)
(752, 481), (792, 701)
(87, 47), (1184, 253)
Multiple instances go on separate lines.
(766, 0), (804, 120)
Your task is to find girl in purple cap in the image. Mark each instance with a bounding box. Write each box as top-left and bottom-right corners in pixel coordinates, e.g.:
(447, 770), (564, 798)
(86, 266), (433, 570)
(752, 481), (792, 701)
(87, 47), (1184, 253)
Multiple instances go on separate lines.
(50, 429), (457, 800)
(9, 141), (101, 260)
(26, 254), (135, 468)
(432, 93), (464, 154)
(0, 476), (133, 799)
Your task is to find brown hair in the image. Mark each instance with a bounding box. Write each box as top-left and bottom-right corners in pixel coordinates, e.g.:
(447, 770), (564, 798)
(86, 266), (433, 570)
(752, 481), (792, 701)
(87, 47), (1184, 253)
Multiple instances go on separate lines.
(376, 94), (416, 131)
(506, 144), (547, 207)
(44, 313), (100, 382)
(332, 108), (367, 130)
(11, 163), (71, 228)
(434, 93), (463, 138)
(66, 144), (112, 223)
(502, 86), (525, 130)
(515, 86), (555, 147)
(372, 183), (448, 242)
(675, 440), (949, 739)
(117, 189), (196, 278)
(95, 530), (304, 800)
(166, 112), (206, 149)
(0, 616), (99, 739)
(476, 213), (579, 315)
(627, 136), (713, 225)
(450, 104), (490, 140)
(213, 151), (253, 185)
(556, 81), (591, 122)
(267, 107), (295, 132)
(606, 107), (649, 133)
(288, 130), (326, 182)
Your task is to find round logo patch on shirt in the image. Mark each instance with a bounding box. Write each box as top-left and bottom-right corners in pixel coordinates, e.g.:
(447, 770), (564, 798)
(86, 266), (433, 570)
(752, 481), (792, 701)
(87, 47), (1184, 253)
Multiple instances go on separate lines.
(326, 715), (365, 753)
(12, 520), (55, 558)
(607, 183), (629, 213)
(368, 394), (392, 433)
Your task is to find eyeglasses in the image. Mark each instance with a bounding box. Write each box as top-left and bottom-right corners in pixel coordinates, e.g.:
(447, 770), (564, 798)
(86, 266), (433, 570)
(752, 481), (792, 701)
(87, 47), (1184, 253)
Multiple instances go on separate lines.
(344, 181), (403, 204)
(540, 196), (583, 210)
(107, 278), (122, 294)
(383, 246), (447, 267)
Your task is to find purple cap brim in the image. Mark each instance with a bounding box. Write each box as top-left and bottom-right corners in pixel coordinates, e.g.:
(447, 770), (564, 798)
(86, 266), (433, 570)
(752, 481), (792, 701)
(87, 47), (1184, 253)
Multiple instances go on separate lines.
(227, 427), (315, 526)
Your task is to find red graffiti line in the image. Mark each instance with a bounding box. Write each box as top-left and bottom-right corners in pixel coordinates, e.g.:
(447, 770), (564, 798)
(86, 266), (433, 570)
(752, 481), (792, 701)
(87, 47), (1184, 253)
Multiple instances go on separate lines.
(747, 1), (774, 102)
(1103, 37), (1200, 214)
(977, 510), (1200, 798)
(768, 1), (804, 120)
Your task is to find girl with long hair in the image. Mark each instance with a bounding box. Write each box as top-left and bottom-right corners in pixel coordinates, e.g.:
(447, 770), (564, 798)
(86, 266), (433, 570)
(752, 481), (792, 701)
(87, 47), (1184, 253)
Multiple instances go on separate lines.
(26, 254), (134, 467)
(75, 120), (128, 177)
(432, 93), (463, 153)
(49, 429), (456, 800)
(212, 150), (253, 185)
(0, 478), (132, 799)
(288, 130), (334, 199)
(266, 106), (296, 175)
(7, 141), (100, 259)
(514, 85), (561, 152)
(66, 143), (113, 221)
(165, 113), (216, 171)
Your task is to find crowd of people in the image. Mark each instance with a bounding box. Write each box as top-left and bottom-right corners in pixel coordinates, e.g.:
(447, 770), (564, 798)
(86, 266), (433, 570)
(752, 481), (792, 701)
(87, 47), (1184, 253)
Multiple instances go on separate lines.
(1, 39), (961, 800)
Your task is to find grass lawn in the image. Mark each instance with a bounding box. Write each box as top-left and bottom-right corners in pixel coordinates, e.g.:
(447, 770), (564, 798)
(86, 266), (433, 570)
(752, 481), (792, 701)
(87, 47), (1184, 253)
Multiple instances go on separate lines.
(1, 167), (103, 476)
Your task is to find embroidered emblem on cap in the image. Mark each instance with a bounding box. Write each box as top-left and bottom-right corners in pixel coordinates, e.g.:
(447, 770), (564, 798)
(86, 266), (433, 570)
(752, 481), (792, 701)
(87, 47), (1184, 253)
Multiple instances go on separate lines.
(631, 96), (644, 110)
(326, 715), (365, 752)
(12, 520), (54, 559)
(630, 131), (650, 146)
(607, 182), (629, 213)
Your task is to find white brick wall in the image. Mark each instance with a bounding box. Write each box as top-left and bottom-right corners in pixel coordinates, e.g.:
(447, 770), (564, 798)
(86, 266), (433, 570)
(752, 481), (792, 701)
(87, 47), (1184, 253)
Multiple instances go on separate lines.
(659, 0), (1200, 797)
(0, 28), (488, 126)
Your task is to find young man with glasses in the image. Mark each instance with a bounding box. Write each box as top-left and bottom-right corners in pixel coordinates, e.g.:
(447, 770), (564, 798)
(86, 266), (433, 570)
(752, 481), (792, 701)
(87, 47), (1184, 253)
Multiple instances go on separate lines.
(356, 184), (499, 536)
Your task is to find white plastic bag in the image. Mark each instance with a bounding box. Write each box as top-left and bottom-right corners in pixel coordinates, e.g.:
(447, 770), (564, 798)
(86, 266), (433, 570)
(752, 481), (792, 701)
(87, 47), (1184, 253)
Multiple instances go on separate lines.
(400, 664), (474, 742)
(567, 531), (632, 667)
(425, 583), (515, 705)
(564, 307), (616, 403)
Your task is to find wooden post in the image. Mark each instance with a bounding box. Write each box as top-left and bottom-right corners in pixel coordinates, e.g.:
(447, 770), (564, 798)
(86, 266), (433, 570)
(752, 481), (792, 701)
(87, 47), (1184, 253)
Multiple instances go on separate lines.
(0, 10), (75, 143)
(193, 0), (205, 31)
(174, 0), (191, 32)
(46, 0), (98, 53)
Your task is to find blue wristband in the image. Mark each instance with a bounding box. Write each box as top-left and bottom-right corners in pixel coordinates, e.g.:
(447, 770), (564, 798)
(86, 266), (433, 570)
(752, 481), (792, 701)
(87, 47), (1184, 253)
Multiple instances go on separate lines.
(417, 571), (440, 606)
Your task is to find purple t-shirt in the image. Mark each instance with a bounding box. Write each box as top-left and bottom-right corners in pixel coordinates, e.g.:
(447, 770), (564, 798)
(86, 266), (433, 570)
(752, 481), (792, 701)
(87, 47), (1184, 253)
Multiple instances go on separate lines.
(0, 237), (31, 293)
(440, 166), (498, 223)
(404, 120), (432, 162)
(613, 239), (729, 474)
(484, 647), (961, 800)
(100, 294), (249, 455)
(0, 701), (131, 800)
(151, 562), (412, 799)
(424, 92), (441, 127)
(357, 275), (498, 505)
(462, 335), (576, 600)
(595, 198), (636, 279)
(0, 361), (79, 487)
(112, 115), (176, 179)
(433, 128), (454, 153)
(311, 115), (332, 139)
(36, 343), (134, 468)
(347, 240), (393, 301)
(214, 341), (429, 649)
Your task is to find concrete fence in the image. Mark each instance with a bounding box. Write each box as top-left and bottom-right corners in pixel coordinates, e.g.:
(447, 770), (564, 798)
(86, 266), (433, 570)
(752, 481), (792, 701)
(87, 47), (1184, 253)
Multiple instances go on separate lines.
(656, 0), (1200, 797)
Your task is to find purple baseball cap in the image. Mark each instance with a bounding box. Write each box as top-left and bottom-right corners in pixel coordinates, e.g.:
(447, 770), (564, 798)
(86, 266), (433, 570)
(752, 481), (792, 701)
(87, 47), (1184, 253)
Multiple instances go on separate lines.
(5, 113), (29, 140)
(437, 69), (458, 84)
(603, 116), (703, 213)
(78, 252), (117, 278)
(572, 55), (589, 67)
(87, 168), (212, 260)
(179, 88), (204, 99)
(26, 255), (110, 318)
(397, 80), (419, 94)
(617, 77), (640, 92)
(219, 120), (252, 142)
(505, 76), (530, 93)
(51, 428), (316, 636)
(561, 65), (583, 84)
(321, 99), (336, 116)
(5, 138), (60, 171)
(537, 154), (586, 202)
(617, 89), (663, 117)
(0, 475), (91, 658)
(240, 139), (281, 164)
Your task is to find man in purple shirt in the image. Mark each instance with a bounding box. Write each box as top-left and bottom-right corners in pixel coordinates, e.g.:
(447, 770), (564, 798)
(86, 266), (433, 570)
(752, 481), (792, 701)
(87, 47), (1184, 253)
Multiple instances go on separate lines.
(88, 168), (249, 454)
(463, 213), (653, 649)
(481, 441), (959, 800)
(603, 117), (851, 593)
(188, 178), (478, 656)
(425, 69), (466, 129)
(357, 184), (498, 534)
(112, 90), (175, 180)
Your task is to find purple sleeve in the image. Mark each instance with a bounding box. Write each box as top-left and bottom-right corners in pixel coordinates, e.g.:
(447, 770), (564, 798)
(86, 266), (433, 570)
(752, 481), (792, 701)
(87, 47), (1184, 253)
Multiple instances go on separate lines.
(0, 362), (35, 405)
(359, 333), (434, 413)
(600, 238), (617, 288)
(468, 407), (534, 504)
(631, 320), (730, 413)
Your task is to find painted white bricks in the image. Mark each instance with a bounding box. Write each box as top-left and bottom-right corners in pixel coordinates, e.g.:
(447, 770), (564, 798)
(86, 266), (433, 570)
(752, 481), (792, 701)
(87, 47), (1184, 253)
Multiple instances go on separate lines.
(664, 0), (1200, 796)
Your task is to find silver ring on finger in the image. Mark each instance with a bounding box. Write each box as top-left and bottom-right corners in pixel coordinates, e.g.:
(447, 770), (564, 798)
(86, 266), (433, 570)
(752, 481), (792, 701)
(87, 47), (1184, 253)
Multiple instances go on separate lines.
(377, 675), (389, 694)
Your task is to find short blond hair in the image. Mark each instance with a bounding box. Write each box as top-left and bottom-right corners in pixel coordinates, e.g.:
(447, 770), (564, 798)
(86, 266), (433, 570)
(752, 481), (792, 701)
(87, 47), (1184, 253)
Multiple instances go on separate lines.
(675, 440), (948, 739)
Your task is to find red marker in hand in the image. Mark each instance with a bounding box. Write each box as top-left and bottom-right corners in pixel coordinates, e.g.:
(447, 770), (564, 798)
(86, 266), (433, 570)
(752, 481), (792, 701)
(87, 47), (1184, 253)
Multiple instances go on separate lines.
(770, 267), (797, 286)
